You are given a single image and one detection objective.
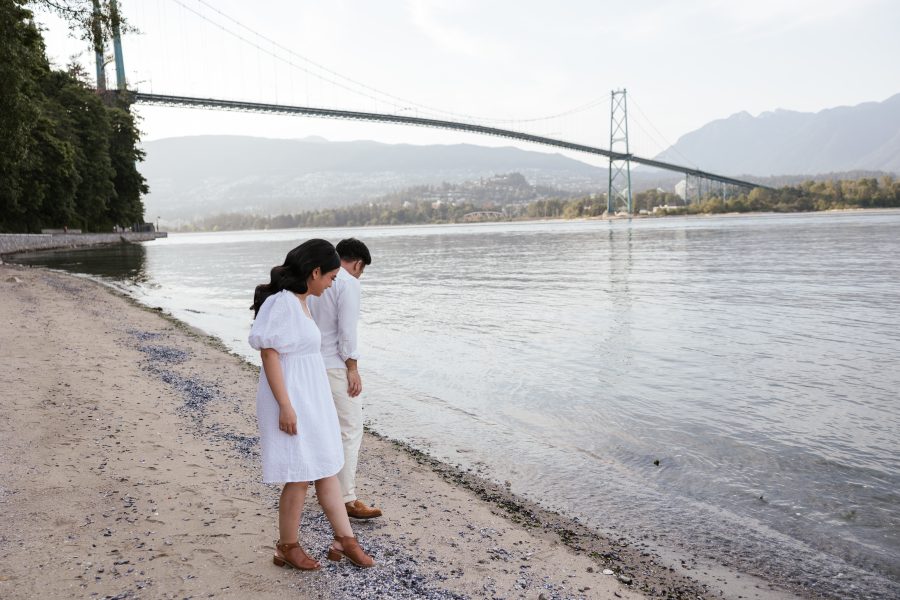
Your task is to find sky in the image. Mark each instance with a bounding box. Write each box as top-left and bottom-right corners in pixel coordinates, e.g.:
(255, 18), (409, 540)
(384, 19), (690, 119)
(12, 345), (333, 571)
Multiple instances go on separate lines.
(35, 0), (900, 168)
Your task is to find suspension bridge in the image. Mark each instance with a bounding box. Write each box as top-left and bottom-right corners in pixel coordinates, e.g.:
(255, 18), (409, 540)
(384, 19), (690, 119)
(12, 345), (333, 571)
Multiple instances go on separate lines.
(93, 0), (770, 214)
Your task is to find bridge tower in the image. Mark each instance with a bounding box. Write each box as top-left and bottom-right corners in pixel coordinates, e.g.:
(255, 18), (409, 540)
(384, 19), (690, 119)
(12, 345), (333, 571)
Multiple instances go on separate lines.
(607, 89), (632, 215)
(90, 0), (127, 92)
(90, 0), (106, 92)
(109, 0), (127, 90)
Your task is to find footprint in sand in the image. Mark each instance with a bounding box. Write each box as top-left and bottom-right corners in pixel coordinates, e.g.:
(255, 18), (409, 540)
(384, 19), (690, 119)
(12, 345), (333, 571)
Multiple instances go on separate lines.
(231, 571), (272, 592)
(185, 464), (217, 476)
(223, 497), (256, 505)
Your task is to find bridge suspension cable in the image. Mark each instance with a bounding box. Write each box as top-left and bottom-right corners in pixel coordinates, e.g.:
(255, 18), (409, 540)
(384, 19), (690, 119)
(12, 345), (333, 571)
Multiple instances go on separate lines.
(161, 0), (608, 128)
(628, 96), (700, 169)
(114, 2), (771, 204)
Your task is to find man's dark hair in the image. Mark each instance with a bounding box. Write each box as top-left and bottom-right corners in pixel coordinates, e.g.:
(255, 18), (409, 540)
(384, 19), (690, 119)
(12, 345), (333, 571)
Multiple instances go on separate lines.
(336, 238), (372, 265)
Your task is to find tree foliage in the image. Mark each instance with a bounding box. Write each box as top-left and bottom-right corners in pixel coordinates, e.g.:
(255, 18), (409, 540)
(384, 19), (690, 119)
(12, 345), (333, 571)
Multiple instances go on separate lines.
(677, 177), (900, 215)
(27, 0), (135, 48)
(0, 0), (146, 233)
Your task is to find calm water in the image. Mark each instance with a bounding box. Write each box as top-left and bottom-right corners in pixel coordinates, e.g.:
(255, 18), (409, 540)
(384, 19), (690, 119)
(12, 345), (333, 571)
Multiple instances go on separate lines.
(15, 211), (900, 598)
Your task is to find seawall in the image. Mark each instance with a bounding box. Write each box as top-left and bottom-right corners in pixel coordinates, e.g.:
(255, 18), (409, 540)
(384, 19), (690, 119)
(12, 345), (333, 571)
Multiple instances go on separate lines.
(0, 232), (167, 256)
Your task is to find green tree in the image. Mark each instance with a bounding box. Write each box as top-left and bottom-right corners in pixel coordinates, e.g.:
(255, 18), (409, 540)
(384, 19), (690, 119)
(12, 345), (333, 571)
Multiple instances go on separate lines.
(44, 69), (116, 230)
(106, 103), (148, 227)
(0, 0), (48, 231)
(1, 0), (147, 232)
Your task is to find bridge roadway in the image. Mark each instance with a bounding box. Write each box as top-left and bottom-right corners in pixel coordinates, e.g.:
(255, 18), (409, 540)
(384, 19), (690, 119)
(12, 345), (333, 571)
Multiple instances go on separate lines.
(132, 92), (770, 191)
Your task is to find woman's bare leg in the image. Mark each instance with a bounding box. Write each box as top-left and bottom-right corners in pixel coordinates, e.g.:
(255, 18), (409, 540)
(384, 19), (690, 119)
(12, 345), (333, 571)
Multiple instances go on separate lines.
(279, 481), (309, 544)
(315, 475), (353, 541)
(315, 476), (375, 566)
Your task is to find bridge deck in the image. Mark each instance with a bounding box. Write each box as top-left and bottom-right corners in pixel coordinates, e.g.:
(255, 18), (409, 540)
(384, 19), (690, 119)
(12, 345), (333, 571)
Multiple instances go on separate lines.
(132, 92), (770, 191)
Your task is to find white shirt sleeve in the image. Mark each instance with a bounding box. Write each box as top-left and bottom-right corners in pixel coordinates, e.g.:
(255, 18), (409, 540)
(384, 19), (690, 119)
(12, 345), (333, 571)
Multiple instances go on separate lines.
(337, 277), (361, 362)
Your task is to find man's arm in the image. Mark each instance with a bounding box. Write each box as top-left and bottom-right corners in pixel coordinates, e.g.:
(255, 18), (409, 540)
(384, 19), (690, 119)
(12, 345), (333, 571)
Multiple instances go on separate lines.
(337, 280), (362, 397)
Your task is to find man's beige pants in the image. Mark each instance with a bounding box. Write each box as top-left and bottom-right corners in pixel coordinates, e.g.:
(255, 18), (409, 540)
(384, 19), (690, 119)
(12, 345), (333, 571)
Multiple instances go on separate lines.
(327, 368), (362, 503)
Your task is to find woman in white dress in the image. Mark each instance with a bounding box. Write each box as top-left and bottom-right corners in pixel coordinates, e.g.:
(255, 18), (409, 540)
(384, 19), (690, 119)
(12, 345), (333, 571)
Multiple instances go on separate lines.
(249, 239), (375, 570)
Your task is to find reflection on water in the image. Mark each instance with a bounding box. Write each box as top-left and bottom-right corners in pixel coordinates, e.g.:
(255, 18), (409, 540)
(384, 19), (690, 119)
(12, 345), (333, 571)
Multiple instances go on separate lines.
(13, 212), (900, 599)
(12, 243), (149, 285)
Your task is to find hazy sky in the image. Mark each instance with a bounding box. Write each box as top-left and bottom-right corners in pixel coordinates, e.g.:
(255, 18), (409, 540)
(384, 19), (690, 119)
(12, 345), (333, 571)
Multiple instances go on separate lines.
(36, 0), (900, 167)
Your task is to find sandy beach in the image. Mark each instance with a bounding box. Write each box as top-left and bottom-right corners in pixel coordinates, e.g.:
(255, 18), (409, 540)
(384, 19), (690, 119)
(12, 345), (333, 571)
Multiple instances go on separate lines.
(0, 263), (796, 600)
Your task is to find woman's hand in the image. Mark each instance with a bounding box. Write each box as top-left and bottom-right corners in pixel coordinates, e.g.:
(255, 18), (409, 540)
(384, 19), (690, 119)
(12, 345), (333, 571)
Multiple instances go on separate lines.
(279, 404), (298, 435)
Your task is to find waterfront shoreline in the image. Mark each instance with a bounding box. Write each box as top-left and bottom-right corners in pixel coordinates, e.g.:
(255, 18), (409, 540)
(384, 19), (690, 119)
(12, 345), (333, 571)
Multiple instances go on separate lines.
(167, 206), (900, 233)
(1, 263), (803, 599)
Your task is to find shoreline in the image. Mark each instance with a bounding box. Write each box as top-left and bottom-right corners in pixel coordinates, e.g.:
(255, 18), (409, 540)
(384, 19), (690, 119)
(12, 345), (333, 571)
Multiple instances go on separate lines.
(167, 206), (900, 233)
(1, 263), (801, 599)
(3, 209), (896, 254)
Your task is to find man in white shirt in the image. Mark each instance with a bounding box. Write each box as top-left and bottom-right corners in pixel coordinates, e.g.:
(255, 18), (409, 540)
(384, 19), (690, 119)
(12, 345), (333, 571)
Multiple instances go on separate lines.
(308, 238), (382, 519)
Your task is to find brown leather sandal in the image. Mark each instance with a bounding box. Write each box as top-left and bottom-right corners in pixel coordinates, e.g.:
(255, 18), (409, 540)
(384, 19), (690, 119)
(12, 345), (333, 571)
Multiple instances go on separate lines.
(327, 535), (375, 568)
(273, 540), (321, 570)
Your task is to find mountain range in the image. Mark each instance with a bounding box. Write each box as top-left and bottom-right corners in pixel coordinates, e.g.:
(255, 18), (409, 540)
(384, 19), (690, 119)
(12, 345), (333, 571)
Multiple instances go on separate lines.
(139, 137), (605, 221)
(654, 93), (900, 176)
(139, 94), (900, 222)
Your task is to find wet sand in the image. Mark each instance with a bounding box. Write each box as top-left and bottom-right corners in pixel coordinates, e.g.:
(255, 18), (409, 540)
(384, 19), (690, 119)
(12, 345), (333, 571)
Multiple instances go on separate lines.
(0, 263), (794, 599)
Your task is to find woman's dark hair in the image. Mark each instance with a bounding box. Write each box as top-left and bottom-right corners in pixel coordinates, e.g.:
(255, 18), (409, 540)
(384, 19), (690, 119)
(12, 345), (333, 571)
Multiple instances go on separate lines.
(251, 239), (340, 316)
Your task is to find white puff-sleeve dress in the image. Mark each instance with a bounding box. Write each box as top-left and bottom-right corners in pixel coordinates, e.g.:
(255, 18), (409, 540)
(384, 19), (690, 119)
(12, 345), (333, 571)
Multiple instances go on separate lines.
(249, 290), (344, 483)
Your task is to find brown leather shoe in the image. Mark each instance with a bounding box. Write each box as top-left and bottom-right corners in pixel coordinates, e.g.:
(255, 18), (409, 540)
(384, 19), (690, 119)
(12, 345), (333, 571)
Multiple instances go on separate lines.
(273, 540), (321, 570)
(327, 535), (375, 568)
(345, 499), (382, 519)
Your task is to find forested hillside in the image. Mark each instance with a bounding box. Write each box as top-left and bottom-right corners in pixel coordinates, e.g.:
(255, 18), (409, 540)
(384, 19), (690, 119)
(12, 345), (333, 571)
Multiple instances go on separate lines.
(0, 0), (146, 233)
(179, 174), (900, 232)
